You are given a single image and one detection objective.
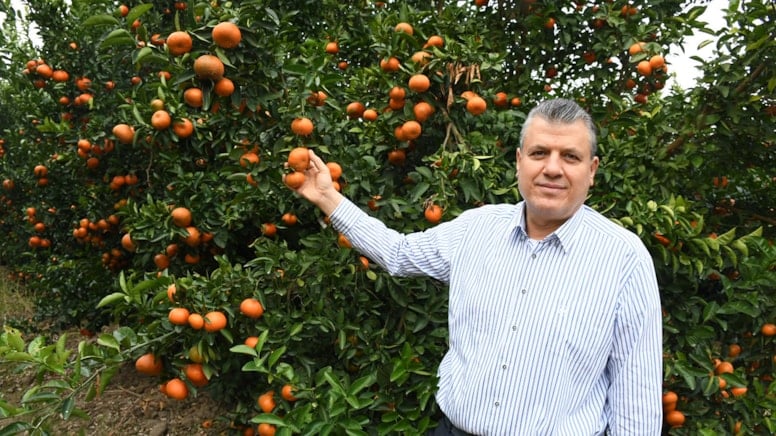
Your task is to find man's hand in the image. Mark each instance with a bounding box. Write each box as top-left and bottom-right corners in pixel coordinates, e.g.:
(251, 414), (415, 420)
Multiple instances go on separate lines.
(283, 149), (344, 216)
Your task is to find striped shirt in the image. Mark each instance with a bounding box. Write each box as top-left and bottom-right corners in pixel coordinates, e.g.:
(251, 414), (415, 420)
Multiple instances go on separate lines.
(330, 200), (663, 435)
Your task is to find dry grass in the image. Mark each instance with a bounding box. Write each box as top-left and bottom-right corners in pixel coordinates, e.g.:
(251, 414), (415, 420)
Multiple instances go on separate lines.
(0, 267), (37, 325)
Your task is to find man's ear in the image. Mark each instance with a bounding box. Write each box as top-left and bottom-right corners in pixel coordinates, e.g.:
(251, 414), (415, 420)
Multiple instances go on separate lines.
(589, 156), (600, 186)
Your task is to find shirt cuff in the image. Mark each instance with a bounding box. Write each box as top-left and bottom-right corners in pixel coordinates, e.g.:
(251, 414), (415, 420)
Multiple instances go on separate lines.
(328, 198), (365, 234)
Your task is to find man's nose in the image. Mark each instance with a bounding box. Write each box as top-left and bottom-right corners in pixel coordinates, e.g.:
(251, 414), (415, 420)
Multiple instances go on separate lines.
(543, 153), (563, 175)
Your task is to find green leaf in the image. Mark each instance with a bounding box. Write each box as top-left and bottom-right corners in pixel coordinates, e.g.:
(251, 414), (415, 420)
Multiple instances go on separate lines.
(82, 14), (120, 27)
(250, 413), (286, 425)
(97, 334), (120, 351)
(268, 346), (287, 367)
(717, 300), (761, 317)
(60, 396), (76, 420)
(99, 29), (135, 50)
(348, 374), (377, 397)
(96, 292), (128, 308)
(230, 344), (258, 356)
(125, 3), (154, 27)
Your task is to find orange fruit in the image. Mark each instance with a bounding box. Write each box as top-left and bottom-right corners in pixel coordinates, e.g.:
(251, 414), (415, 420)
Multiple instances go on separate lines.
(665, 410), (685, 427)
(164, 378), (189, 400)
(424, 204), (443, 224)
(32, 164), (47, 178)
(193, 54), (225, 81)
(167, 283), (177, 302)
(239, 298), (264, 319)
(154, 253), (171, 270)
(172, 118), (194, 138)
(628, 41), (645, 56)
(408, 74), (430, 93)
(281, 384), (297, 402)
(715, 360), (734, 375)
(287, 147), (310, 171)
(424, 35), (444, 48)
(281, 212), (298, 226)
(730, 386), (747, 397)
(168, 307), (191, 325)
(121, 233), (137, 252)
(291, 117), (314, 136)
(151, 110), (172, 130)
(183, 226), (201, 247)
(388, 97), (405, 111)
(727, 343), (742, 358)
(183, 87), (204, 108)
(51, 70), (69, 82)
(761, 323), (776, 336)
(257, 391), (276, 413)
(394, 22), (413, 35)
(411, 50), (431, 66)
(413, 101), (435, 122)
(188, 313), (205, 330)
(389, 86), (406, 100)
(402, 120), (422, 140)
(240, 152), (260, 167)
(112, 123), (135, 144)
(325, 41), (339, 54)
(636, 60), (652, 76)
(135, 353), (163, 376)
(184, 363), (208, 387)
(466, 95), (487, 115)
(214, 78), (235, 97)
(204, 311), (227, 332)
(212, 22), (242, 49)
(379, 56), (400, 72)
(244, 336), (260, 348)
(346, 101), (366, 119)
(166, 31), (193, 56)
(326, 162), (342, 180)
(171, 207), (193, 227)
(284, 172), (306, 190)
(262, 223), (277, 237)
(387, 149), (406, 165)
(35, 63), (53, 78)
(662, 391), (678, 411)
(362, 108), (378, 121)
(257, 423), (276, 436)
(337, 233), (352, 249)
(649, 54), (665, 70)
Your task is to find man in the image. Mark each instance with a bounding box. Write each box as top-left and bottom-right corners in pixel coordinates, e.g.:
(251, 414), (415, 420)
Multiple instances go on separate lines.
(285, 98), (663, 434)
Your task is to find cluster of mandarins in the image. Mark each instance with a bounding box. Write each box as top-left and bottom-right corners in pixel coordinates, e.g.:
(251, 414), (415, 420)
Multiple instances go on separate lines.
(325, 21), (520, 169)
(24, 206), (52, 250)
(109, 21), (241, 148)
(626, 41), (668, 104)
(662, 323), (775, 431)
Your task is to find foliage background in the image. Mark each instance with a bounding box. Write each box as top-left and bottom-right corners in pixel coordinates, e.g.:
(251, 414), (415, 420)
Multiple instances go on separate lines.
(0, 0), (774, 434)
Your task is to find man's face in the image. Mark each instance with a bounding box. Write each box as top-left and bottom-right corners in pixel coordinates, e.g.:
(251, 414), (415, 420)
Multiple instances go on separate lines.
(516, 117), (599, 236)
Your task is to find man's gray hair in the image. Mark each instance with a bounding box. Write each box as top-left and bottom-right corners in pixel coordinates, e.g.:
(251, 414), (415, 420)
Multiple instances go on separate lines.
(519, 98), (598, 157)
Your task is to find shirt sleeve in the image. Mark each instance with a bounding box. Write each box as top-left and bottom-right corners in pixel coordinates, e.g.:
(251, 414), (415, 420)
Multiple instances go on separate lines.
(328, 198), (456, 283)
(605, 249), (664, 435)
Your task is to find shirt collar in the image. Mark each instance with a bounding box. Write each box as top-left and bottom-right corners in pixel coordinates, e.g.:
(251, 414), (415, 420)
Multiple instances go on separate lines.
(508, 202), (587, 254)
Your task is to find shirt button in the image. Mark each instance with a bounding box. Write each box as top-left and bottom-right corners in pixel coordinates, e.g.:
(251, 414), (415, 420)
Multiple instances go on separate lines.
(521, 289), (527, 294)
(502, 364), (507, 369)
(494, 401), (500, 407)
(512, 325), (517, 331)
(531, 253), (537, 259)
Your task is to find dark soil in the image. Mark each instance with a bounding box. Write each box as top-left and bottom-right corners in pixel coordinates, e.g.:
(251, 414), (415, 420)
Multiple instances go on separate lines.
(0, 328), (233, 436)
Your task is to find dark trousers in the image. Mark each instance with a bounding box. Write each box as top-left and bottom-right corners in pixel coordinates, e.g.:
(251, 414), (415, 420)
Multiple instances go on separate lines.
(428, 414), (476, 436)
